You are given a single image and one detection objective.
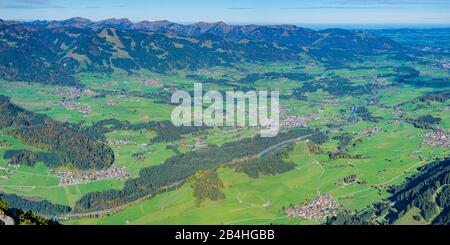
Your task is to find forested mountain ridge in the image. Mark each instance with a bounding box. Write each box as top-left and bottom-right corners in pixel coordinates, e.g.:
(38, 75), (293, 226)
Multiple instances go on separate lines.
(327, 158), (450, 225)
(23, 18), (402, 51)
(0, 18), (403, 85)
(388, 158), (450, 224)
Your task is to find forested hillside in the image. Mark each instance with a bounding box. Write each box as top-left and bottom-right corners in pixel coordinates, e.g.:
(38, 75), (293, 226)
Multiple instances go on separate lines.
(0, 195), (64, 225)
(0, 95), (114, 170)
(0, 192), (71, 217)
(388, 158), (450, 224)
(327, 158), (450, 225)
(0, 18), (403, 85)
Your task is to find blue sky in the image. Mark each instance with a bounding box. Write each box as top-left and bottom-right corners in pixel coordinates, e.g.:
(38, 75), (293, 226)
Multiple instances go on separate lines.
(0, 0), (449, 26)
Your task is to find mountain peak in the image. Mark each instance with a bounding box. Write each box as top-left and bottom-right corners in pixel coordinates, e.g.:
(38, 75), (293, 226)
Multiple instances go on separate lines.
(132, 20), (178, 31)
(103, 18), (132, 23)
(46, 17), (93, 29)
(93, 18), (133, 29)
(67, 17), (92, 22)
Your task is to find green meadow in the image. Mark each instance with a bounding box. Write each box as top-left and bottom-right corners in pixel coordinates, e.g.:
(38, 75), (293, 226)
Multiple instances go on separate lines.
(0, 57), (448, 224)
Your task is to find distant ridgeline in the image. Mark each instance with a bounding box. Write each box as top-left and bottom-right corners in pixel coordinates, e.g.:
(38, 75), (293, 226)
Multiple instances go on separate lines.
(75, 128), (328, 212)
(327, 158), (450, 225)
(0, 18), (403, 85)
(0, 95), (114, 170)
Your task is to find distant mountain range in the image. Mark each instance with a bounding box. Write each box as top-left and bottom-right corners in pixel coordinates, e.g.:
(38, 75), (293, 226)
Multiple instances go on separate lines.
(0, 18), (404, 85)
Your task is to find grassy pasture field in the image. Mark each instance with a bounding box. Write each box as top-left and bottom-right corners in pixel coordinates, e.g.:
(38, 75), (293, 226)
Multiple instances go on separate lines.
(66, 122), (444, 225)
(0, 57), (449, 224)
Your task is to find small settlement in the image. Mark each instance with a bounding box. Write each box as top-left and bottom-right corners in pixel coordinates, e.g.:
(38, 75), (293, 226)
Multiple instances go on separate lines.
(284, 194), (340, 220)
(59, 164), (129, 186)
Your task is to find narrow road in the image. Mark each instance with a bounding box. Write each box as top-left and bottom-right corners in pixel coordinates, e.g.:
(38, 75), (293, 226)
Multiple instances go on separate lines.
(61, 133), (318, 220)
(58, 120), (372, 220)
(341, 160), (428, 199)
(60, 180), (183, 219)
(257, 134), (314, 158)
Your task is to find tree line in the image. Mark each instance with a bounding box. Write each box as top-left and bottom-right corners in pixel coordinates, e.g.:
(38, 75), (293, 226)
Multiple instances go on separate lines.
(408, 115), (442, 130)
(75, 128), (328, 212)
(234, 143), (296, 178)
(0, 192), (71, 217)
(86, 118), (208, 143)
(0, 197), (61, 225)
(190, 170), (225, 206)
(3, 150), (61, 168)
(292, 76), (381, 100)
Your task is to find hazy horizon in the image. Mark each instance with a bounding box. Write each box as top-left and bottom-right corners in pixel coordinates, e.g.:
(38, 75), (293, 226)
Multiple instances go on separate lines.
(0, 0), (449, 27)
(4, 18), (450, 31)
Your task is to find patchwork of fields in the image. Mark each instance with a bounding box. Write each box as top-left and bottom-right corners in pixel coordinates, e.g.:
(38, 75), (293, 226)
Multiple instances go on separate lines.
(0, 57), (449, 224)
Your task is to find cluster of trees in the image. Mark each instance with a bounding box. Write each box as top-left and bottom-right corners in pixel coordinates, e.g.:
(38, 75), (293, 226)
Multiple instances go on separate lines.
(75, 129), (328, 212)
(306, 141), (323, 154)
(132, 152), (146, 162)
(394, 66), (450, 88)
(238, 72), (313, 84)
(354, 107), (382, 122)
(338, 174), (359, 185)
(408, 115), (442, 129)
(87, 118), (208, 143)
(186, 72), (313, 92)
(0, 198), (59, 225)
(235, 143), (296, 178)
(328, 152), (364, 160)
(326, 209), (378, 225)
(150, 122), (209, 143)
(328, 134), (364, 160)
(93, 88), (174, 105)
(166, 145), (181, 155)
(397, 77), (450, 89)
(434, 186), (450, 225)
(0, 95), (114, 170)
(292, 76), (381, 100)
(3, 150), (61, 168)
(292, 81), (321, 98)
(419, 90), (450, 103)
(0, 140), (12, 148)
(190, 170), (225, 206)
(395, 66), (421, 79)
(0, 192), (71, 217)
(235, 157), (296, 179)
(186, 74), (238, 88)
(326, 202), (391, 225)
(334, 134), (353, 152)
(435, 186), (450, 211)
